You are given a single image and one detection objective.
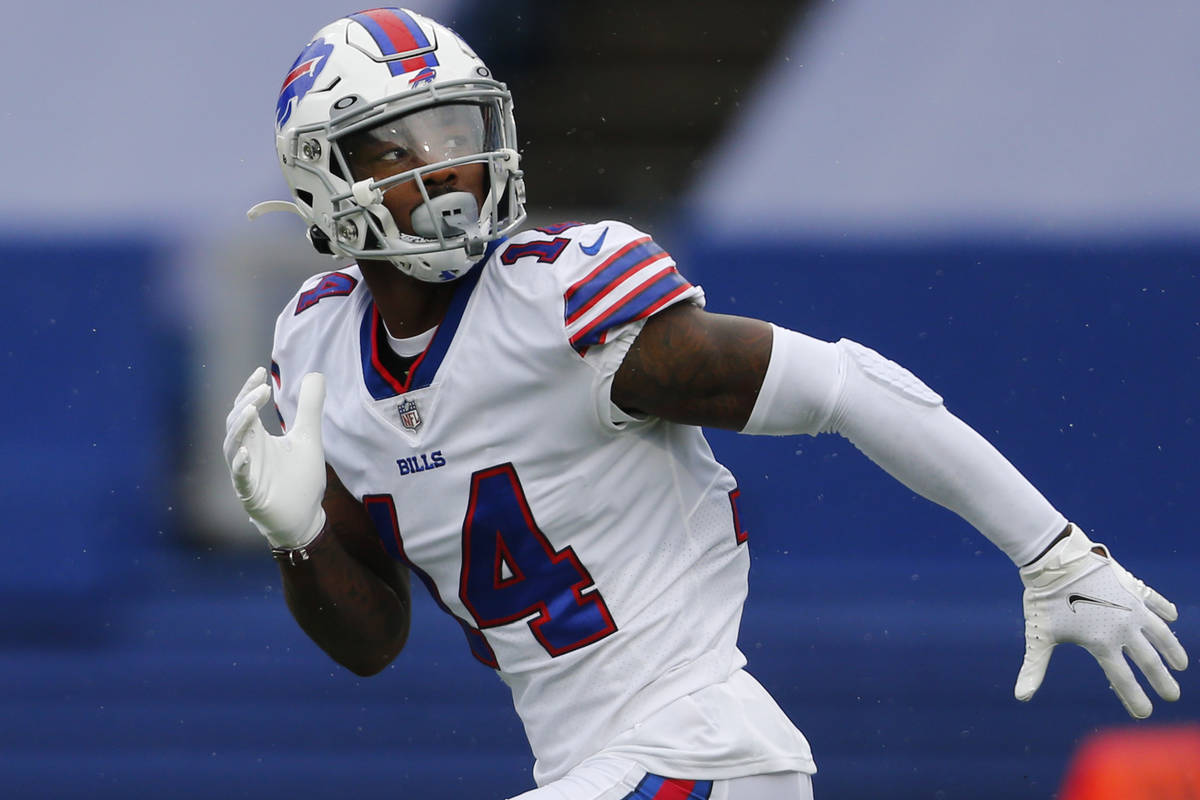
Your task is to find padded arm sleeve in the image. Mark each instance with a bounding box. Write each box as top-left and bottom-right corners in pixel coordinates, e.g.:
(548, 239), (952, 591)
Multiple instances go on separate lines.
(742, 325), (1066, 565)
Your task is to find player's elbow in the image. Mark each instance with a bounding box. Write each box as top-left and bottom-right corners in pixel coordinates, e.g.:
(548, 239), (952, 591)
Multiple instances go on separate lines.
(342, 655), (393, 678)
(329, 608), (410, 677)
(337, 631), (407, 677)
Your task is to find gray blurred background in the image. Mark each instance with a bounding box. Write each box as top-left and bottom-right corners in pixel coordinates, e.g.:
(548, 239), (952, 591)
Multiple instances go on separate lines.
(2, 1), (1197, 798)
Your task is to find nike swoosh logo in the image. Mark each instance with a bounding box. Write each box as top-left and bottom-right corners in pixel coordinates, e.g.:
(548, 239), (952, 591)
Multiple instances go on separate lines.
(1067, 593), (1131, 613)
(579, 227), (608, 256)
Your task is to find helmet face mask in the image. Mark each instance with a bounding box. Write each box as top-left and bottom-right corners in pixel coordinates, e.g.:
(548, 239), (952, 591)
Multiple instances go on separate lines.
(267, 8), (526, 282)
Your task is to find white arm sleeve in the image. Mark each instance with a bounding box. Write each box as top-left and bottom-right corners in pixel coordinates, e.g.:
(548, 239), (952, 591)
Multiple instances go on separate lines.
(742, 324), (1066, 565)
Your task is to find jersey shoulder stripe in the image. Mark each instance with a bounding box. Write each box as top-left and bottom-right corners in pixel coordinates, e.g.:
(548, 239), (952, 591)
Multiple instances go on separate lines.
(553, 224), (697, 353)
(564, 236), (670, 322)
(484, 222), (700, 354)
(567, 266), (694, 351)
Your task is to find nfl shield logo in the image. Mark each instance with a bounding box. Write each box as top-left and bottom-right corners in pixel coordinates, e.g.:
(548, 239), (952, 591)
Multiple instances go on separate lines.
(398, 398), (422, 432)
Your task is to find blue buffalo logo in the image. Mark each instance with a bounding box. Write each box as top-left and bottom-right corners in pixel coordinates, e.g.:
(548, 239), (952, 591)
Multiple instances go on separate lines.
(276, 38), (335, 129)
(407, 66), (437, 88)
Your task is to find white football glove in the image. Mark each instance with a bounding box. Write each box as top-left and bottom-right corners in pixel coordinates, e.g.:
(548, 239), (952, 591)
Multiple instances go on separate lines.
(222, 367), (327, 549)
(1015, 523), (1188, 718)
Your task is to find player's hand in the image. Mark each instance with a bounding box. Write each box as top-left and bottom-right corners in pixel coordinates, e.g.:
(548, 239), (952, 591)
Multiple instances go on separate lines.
(222, 367), (327, 549)
(1014, 523), (1187, 718)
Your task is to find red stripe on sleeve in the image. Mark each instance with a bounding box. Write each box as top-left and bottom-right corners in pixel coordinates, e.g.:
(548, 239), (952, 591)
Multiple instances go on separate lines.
(568, 267), (690, 349)
(564, 250), (671, 326)
(563, 236), (652, 304)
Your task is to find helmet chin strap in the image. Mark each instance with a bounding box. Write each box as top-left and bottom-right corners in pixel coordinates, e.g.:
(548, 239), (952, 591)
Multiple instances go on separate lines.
(409, 192), (486, 256)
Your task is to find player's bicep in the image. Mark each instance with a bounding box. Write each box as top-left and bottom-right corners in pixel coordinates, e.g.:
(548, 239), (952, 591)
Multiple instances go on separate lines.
(322, 464), (411, 602)
(611, 304), (772, 430)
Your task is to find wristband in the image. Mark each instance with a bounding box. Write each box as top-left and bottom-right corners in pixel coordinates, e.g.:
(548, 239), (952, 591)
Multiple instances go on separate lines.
(271, 523), (330, 566)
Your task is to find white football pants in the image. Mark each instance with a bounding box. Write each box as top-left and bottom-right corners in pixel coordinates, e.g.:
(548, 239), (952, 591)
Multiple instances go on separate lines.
(507, 756), (814, 800)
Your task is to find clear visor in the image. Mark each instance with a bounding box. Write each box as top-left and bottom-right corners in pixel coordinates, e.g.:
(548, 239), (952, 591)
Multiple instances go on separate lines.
(337, 102), (501, 185)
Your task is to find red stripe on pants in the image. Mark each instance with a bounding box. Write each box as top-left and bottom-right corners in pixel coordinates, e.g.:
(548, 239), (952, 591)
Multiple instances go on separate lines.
(653, 779), (697, 800)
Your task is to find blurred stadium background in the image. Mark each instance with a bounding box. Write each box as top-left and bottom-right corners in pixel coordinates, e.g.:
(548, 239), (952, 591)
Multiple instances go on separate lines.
(2, 1), (1197, 797)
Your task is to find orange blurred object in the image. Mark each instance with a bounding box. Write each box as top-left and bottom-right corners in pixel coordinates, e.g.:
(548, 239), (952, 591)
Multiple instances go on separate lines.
(1059, 724), (1200, 800)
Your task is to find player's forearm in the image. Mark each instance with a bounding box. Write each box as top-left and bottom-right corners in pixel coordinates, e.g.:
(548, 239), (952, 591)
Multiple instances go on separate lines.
(829, 390), (1067, 564)
(277, 525), (410, 676)
(743, 326), (1066, 564)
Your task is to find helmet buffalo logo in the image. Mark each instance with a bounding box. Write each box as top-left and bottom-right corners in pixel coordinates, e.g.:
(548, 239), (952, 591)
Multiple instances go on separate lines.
(276, 38), (335, 129)
(407, 67), (437, 88)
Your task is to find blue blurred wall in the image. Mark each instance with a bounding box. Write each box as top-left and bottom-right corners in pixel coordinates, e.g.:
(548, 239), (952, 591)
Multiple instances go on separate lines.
(0, 238), (176, 639)
(1, 232), (1194, 799)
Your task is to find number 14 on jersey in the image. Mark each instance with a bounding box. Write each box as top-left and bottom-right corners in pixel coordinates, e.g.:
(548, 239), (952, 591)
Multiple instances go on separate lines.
(367, 463), (618, 665)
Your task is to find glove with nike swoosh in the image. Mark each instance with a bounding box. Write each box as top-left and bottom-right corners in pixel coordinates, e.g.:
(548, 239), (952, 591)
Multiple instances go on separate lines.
(1015, 523), (1188, 718)
(222, 367), (327, 550)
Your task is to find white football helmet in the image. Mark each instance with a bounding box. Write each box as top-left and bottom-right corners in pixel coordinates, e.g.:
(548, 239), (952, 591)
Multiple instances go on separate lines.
(251, 8), (527, 282)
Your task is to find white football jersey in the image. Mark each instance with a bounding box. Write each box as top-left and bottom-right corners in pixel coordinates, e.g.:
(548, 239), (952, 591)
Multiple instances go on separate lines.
(270, 221), (814, 784)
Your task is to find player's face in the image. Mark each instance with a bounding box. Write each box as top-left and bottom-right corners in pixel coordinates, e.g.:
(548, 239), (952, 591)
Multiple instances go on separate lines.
(341, 103), (491, 236)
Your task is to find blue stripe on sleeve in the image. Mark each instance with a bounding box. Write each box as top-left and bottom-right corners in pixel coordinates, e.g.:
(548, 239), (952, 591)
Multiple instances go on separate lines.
(564, 240), (665, 320)
(570, 270), (691, 351)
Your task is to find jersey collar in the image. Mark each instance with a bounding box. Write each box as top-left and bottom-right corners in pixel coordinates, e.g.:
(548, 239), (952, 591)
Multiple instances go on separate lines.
(358, 238), (504, 399)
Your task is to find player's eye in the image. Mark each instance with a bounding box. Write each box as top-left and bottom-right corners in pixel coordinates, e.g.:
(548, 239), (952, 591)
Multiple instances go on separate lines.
(378, 147), (412, 163)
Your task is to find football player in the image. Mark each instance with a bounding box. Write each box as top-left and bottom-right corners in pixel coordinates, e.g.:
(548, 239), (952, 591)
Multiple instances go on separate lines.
(224, 8), (1188, 799)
